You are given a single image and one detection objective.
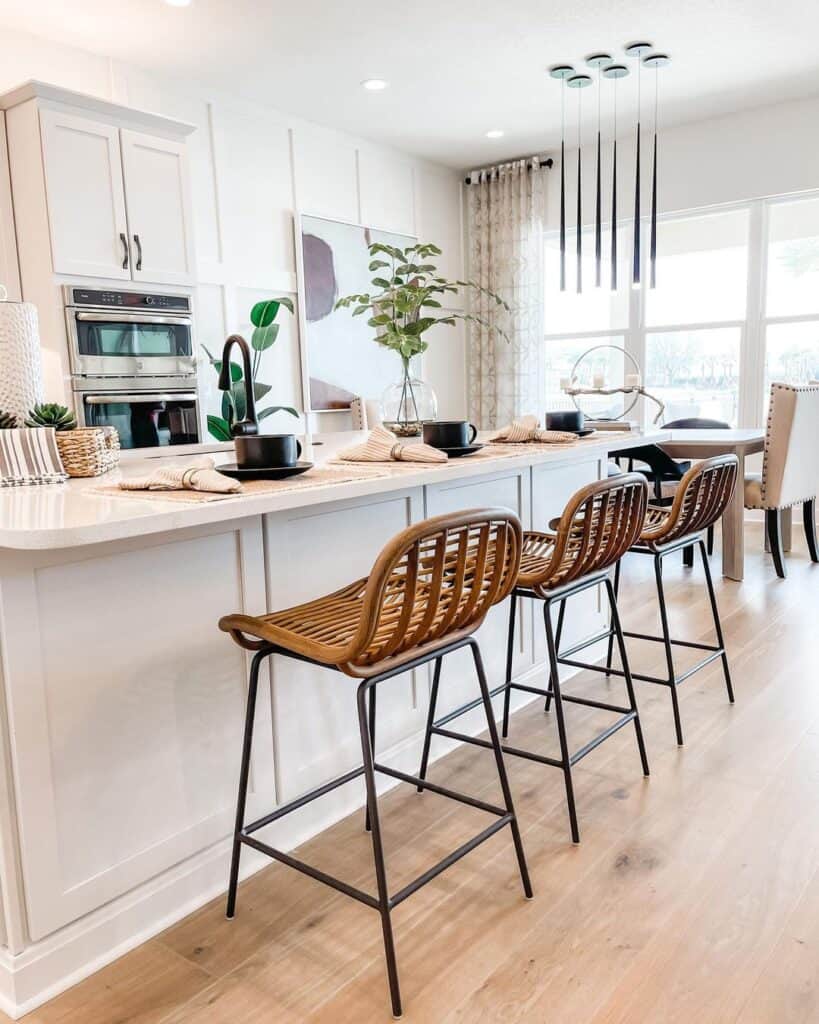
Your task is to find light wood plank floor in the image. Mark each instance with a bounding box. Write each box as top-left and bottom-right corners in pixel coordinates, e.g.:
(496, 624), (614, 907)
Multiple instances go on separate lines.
(8, 522), (819, 1024)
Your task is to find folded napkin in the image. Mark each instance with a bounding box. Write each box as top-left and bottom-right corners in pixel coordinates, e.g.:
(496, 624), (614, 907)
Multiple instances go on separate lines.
(119, 456), (241, 494)
(490, 415), (577, 445)
(337, 426), (447, 464)
(0, 427), (68, 486)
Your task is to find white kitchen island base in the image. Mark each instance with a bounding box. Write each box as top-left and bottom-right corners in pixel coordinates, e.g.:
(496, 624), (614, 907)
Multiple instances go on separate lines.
(0, 430), (665, 1017)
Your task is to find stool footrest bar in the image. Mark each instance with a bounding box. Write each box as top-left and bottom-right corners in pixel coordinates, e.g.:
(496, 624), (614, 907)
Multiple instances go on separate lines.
(238, 833), (380, 909)
(569, 712), (637, 765)
(431, 725), (564, 769)
(374, 763), (507, 817)
(243, 765), (366, 835)
(432, 680), (507, 728)
(621, 630), (721, 653)
(389, 815), (514, 908)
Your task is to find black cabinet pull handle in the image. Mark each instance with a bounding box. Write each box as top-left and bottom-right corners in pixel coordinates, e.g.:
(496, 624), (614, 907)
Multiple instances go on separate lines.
(133, 233), (143, 271)
(119, 232), (130, 270)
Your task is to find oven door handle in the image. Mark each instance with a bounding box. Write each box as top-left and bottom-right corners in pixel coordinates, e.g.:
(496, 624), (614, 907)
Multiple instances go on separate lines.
(84, 393), (199, 404)
(74, 311), (192, 326)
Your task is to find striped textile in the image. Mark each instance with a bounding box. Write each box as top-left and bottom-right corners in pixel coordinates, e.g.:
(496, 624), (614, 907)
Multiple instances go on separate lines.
(0, 427), (67, 486)
(490, 414), (576, 445)
(338, 426), (448, 464)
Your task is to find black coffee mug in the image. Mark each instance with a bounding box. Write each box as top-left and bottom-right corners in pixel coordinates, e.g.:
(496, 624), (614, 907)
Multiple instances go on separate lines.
(234, 434), (302, 469)
(423, 420), (478, 449)
(545, 409), (584, 433)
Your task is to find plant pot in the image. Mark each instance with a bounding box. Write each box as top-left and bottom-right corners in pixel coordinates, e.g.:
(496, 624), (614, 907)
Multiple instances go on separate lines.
(381, 360), (438, 438)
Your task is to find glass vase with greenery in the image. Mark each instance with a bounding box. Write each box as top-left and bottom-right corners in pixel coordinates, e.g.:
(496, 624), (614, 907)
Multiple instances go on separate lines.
(335, 242), (509, 435)
(203, 297), (298, 441)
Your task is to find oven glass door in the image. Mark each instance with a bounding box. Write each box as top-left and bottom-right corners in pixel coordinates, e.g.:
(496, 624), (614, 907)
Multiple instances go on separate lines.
(81, 393), (200, 449)
(70, 313), (194, 377)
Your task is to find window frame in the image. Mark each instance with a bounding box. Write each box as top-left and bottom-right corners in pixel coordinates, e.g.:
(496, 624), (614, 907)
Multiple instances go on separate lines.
(543, 190), (819, 428)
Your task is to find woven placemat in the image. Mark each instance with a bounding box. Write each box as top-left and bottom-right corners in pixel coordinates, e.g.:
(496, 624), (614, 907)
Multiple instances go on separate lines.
(89, 464), (393, 504)
(329, 445), (526, 469)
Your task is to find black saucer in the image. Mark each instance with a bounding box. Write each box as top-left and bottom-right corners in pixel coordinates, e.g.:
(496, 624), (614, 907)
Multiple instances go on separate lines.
(435, 444), (484, 458)
(219, 461), (313, 481)
(574, 428), (596, 438)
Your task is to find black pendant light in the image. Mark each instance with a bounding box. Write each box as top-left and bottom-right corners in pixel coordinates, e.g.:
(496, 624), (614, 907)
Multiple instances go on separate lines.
(643, 53), (671, 288)
(625, 42), (652, 289)
(550, 65), (574, 291)
(585, 54), (611, 288)
(567, 73), (592, 293)
(602, 63), (629, 291)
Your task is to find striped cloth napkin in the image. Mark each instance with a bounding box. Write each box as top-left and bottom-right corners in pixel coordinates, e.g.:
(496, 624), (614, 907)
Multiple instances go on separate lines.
(337, 426), (447, 463)
(490, 414), (577, 444)
(0, 427), (68, 486)
(119, 456), (241, 494)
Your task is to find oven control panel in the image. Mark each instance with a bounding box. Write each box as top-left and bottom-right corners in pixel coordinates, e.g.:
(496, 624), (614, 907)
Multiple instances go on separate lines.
(68, 288), (191, 312)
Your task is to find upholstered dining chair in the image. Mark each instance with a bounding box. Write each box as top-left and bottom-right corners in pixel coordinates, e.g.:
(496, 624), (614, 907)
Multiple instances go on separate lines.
(745, 383), (819, 577)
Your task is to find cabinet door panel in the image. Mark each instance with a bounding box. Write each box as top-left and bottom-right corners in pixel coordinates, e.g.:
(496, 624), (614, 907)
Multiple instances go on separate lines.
(39, 109), (130, 280)
(121, 129), (195, 286)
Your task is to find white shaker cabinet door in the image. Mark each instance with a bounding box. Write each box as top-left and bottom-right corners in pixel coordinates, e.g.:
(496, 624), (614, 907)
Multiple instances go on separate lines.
(121, 129), (195, 286)
(39, 109), (131, 280)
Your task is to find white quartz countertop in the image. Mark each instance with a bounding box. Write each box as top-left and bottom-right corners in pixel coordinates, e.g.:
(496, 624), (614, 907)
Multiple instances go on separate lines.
(0, 430), (668, 551)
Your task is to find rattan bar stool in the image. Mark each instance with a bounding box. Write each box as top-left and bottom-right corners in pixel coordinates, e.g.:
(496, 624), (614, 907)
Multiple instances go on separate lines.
(417, 474), (650, 845)
(219, 509), (532, 1019)
(561, 454), (739, 746)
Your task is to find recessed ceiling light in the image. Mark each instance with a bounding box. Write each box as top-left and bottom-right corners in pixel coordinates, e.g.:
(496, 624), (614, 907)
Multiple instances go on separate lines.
(485, 129), (504, 139)
(361, 79), (389, 91)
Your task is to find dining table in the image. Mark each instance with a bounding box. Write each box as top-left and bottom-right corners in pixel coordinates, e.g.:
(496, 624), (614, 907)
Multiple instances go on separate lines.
(659, 428), (766, 581)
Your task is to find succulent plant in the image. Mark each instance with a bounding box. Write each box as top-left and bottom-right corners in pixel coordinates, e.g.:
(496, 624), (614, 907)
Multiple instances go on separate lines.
(0, 409), (19, 430)
(25, 403), (77, 431)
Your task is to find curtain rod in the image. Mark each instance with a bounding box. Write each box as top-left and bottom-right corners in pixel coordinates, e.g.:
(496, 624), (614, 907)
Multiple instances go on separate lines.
(464, 157), (553, 185)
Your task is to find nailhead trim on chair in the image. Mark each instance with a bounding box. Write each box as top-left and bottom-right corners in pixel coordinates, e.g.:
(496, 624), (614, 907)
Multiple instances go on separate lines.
(756, 382), (819, 510)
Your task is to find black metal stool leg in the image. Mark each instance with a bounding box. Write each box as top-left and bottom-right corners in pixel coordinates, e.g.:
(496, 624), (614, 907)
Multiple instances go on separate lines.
(698, 539), (735, 704)
(804, 498), (819, 563)
(544, 598), (566, 714)
(416, 656), (443, 791)
(543, 602), (580, 843)
(502, 595), (517, 738)
(605, 558), (622, 674)
(357, 680), (402, 1019)
(653, 553), (684, 745)
(605, 577), (649, 776)
(365, 685), (377, 832)
(226, 649), (265, 920)
(468, 640), (533, 898)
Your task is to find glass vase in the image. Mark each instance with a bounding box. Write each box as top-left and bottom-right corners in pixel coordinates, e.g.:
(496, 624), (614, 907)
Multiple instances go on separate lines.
(381, 358), (438, 437)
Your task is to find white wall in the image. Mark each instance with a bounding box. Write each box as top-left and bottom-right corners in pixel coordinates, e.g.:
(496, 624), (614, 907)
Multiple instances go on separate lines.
(0, 28), (468, 431)
(546, 92), (819, 230)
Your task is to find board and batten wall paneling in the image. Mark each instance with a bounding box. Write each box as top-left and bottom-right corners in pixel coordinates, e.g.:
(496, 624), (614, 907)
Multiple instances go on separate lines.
(0, 111), (21, 300)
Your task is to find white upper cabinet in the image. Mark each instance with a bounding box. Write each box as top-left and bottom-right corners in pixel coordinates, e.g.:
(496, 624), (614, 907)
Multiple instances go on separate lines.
(39, 109), (131, 281)
(121, 130), (195, 286)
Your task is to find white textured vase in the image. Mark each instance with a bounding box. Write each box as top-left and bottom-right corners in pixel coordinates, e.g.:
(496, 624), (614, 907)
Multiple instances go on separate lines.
(0, 301), (44, 423)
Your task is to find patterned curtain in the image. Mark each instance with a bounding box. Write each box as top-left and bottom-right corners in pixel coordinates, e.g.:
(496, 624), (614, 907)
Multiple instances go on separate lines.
(466, 160), (547, 430)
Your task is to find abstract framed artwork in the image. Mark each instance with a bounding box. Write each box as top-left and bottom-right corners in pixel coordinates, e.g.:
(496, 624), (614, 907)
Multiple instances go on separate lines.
(295, 213), (416, 412)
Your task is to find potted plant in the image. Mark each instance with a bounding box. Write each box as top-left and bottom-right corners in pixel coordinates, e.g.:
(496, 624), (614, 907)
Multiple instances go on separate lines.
(203, 297), (298, 441)
(335, 242), (509, 436)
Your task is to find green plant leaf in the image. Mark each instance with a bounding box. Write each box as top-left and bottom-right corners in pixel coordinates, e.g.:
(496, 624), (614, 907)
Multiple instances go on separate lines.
(258, 405), (299, 420)
(251, 323), (280, 351)
(250, 299), (280, 327)
(277, 296), (294, 314)
(369, 259), (390, 271)
(253, 381), (272, 401)
(371, 277), (391, 289)
(207, 415), (232, 441)
(213, 359), (244, 383)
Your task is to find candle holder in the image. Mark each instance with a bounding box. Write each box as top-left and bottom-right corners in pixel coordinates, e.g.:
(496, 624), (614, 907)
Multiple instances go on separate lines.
(560, 343), (666, 425)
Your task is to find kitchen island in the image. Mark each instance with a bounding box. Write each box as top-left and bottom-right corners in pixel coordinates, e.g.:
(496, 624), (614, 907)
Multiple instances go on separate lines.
(0, 429), (666, 1016)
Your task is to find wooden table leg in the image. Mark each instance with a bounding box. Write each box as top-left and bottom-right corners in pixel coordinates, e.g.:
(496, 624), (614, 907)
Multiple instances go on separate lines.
(722, 452), (746, 581)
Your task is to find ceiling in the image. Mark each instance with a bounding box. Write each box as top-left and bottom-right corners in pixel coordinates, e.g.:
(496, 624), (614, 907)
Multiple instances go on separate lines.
(0, 0), (818, 169)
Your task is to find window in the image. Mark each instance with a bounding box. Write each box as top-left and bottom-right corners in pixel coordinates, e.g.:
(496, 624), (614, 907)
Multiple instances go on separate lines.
(766, 197), (819, 317)
(645, 327), (741, 426)
(544, 194), (819, 429)
(645, 209), (749, 326)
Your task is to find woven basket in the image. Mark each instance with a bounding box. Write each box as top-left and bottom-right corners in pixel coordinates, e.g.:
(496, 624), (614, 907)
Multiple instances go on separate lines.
(56, 427), (120, 478)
